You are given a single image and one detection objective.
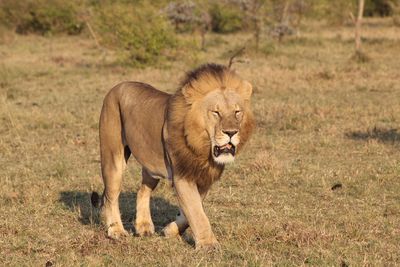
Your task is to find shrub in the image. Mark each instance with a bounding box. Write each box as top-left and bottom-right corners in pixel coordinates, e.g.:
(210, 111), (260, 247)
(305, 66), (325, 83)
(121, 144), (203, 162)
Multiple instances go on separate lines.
(0, 0), (84, 35)
(364, 0), (394, 16)
(164, 1), (210, 33)
(94, 3), (177, 66)
(209, 3), (243, 33)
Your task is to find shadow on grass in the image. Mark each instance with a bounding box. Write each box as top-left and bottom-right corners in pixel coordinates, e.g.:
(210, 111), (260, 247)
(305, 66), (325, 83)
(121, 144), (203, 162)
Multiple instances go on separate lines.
(59, 191), (179, 233)
(345, 127), (400, 145)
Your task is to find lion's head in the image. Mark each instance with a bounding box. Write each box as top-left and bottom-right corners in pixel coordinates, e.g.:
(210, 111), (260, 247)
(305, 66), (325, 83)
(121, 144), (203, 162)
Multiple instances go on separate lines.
(183, 79), (253, 165)
(167, 64), (254, 173)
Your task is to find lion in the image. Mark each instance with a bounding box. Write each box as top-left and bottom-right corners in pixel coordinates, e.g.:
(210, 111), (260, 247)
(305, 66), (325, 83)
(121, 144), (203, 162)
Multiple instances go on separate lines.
(92, 63), (254, 249)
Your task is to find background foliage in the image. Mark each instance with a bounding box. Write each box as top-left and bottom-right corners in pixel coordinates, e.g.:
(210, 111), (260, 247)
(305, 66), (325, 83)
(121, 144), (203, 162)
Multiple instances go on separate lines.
(0, 0), (85, 35)
(92, 2), (177, 66)
(1, 0), (399, 66)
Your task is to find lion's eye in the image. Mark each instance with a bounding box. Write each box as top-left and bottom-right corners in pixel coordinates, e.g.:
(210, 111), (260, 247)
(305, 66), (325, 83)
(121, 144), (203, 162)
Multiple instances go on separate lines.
(235, 110), (242, 116)
(211, 111), (220, 117)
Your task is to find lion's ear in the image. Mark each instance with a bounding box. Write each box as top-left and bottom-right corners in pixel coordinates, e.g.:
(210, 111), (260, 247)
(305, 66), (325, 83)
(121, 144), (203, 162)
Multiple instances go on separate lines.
(238, 80), (253, 101)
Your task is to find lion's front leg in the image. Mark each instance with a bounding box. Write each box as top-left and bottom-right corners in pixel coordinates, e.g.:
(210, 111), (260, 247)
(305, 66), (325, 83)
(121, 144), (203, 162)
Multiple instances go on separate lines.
(163, 191), (209, 238)
(173, 178), (218, 250)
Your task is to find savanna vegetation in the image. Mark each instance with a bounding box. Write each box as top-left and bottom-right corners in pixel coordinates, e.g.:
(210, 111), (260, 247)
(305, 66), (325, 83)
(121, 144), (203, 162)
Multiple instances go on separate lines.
(1, 0), (399, 266)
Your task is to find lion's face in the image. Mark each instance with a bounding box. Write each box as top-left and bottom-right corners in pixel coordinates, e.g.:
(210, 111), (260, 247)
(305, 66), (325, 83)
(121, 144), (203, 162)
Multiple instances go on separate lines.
(183, 82), (254, 165)
(203, 90), (246, 164)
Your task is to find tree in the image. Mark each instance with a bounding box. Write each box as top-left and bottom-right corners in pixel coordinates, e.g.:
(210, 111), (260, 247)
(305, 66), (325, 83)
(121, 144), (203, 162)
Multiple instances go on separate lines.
(233, 0), (268, 51)
(164, 1), (211, 50)
(350, 0), (369, 62)
(355, 0), (365, 53)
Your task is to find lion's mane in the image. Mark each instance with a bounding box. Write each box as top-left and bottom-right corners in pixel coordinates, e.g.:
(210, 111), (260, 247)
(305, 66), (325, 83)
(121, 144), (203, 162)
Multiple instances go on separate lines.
(166, 64), (255, 189)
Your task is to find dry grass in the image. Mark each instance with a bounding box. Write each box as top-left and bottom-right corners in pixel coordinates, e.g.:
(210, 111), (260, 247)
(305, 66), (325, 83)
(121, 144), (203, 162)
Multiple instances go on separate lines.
(1, 18), (399, 266)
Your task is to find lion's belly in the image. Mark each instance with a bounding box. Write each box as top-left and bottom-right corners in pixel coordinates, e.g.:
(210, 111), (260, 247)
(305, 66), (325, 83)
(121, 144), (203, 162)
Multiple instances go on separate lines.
(125, 130), (169, 179)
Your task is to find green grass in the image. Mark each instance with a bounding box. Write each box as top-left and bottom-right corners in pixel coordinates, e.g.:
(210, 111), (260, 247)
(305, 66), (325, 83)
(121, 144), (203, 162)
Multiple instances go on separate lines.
(1, 19), (400, 266)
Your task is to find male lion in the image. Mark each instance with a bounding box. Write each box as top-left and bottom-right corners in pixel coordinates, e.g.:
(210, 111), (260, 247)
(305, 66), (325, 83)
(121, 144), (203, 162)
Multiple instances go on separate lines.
(94, 63), (254, 249)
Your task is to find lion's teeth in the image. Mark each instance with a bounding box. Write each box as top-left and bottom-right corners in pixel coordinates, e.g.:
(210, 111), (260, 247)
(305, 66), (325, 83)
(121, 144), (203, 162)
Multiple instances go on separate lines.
(214, 144), (236, 157)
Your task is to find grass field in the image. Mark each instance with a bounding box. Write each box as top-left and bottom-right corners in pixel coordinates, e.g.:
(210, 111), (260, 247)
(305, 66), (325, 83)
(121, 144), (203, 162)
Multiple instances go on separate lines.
(1, 18), (399, 266)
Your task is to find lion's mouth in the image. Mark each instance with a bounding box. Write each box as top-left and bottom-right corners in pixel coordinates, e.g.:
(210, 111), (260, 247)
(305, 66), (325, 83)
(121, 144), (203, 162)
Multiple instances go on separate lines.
(213, 142), (236, 157)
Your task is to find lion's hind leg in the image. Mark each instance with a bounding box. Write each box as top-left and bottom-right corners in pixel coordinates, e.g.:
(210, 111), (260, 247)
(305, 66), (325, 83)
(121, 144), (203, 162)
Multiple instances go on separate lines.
(162, 208), (189, 238)
(100, 146), (129, 239)
(134, 168), (159, 236)
(99, 97), (129, 239)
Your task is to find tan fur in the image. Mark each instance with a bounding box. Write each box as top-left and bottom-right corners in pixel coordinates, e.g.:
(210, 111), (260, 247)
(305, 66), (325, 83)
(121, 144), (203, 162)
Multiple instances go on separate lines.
(97, 64), (254, 249)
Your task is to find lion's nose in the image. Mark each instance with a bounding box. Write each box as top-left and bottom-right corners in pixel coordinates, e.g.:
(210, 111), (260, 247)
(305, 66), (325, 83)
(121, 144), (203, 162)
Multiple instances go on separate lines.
(223, 130), (238, 138)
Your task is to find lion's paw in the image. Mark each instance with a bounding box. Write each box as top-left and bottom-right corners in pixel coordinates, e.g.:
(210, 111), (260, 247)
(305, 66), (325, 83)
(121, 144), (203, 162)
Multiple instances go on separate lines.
(107, 223), (128, 240)
(135, 221), (155, 237)
(196, 240), (221, 252)
(162, 222), (180, 238)
(196, 238), (221, 252)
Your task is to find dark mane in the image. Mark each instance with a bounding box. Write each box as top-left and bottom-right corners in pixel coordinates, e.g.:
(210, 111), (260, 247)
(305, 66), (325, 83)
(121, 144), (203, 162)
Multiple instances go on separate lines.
(180, 63), (228, 88)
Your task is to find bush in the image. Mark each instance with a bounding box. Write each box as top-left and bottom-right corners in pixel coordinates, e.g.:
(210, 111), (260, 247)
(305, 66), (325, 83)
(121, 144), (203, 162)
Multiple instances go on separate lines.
(209, 3), (243, 33)
(0, 0), (84, 35)
(164, 1), (210, 33)
(365, 0), (394, 16)
(94, 3), (177, 66)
